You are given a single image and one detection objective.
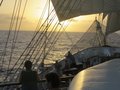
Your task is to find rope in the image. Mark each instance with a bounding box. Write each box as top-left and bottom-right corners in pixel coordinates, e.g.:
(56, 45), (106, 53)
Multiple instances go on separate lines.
(64, 31), (74, 47)
(33, 19), (72, 69)
(32, 18), (73, 69)
(70, 20), (97, 53)
(12, 14), (57, 78)
(0, 0), (18, 71)
(10, 0), (62, 76)
(7, 0), (23, 73)
(34, 0), (50, 32)
(4, 0), (29, 81)
(32, 0), (83, 70)
(0, 0), (3, 6)
(33, 23), (66, 70)
(3, 0), (68, 81)
(4, 0), (85, 82)
(33, 23), (61, 69)
(7, 8), (56, 81)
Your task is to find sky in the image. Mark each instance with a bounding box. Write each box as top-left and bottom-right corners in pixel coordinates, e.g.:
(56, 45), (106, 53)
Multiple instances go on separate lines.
(0, 0), (96, 32)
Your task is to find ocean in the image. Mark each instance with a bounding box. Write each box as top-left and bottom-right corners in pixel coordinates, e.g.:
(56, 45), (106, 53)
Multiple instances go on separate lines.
(0, 30), (120, 82)
(0, 30), (120, 66)
(0, 30), (83, 82)
(0, 30), (83, 69)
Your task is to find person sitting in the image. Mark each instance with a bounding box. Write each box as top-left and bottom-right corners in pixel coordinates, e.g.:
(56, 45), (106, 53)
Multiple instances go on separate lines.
(65, 51), (76, 68)
(54, 61), (62, 76)
(19, 60), (40, 90)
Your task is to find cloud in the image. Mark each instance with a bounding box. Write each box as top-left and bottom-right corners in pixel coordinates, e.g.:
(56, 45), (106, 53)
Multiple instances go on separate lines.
(0, 14), (33, 30)
(0, 14), (11, 24)
(0, 14), (27, 22)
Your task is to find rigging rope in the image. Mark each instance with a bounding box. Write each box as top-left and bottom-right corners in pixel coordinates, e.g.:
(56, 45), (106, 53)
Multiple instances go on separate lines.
(31, 0), (79, 69)
(70, 20), (97, 53)
(33, 22), (67, 70)
(4, 1), (55, 81)
(7, 0), (23, 74)
(12, 0), (78, 78)
(1, 0), (18, 71)
(0, 0), (3, 6)
(11, 14), (57, 79)
(4, 0), (29, 81)
(34, 0), (50, 33)
(11, 0), (58, 70)
(69, 19), (106, 55)
(33, 23), (61, 68)
(64, 31), (74, 47)
(4, 0), (84, 82)
(33, 19), (72, 69)
(16, 0), (82, 75)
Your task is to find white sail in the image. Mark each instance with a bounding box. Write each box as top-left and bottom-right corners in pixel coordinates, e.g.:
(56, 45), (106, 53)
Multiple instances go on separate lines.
(106, 13), (120, 35)
(102, 13), (108, 20)
(51, 0), (120, 21)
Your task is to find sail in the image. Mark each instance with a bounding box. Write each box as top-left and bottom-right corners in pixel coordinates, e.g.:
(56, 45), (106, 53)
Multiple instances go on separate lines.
(51, 0), (120, 21)
(106, 13), (120, 35)
(102, 13), (108, 20)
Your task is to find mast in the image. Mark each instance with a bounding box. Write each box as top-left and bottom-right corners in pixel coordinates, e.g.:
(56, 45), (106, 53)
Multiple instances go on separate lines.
(95, 16), (106, 46)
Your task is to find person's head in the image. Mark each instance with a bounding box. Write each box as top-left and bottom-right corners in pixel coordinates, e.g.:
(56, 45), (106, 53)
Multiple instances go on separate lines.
(55, 61), (58, 63)
(24, 60), (32, 70)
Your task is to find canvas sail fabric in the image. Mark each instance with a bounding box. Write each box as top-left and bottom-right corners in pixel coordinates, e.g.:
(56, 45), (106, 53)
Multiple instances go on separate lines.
(106, 13), (120, 35)
(51, 0), (120, 21)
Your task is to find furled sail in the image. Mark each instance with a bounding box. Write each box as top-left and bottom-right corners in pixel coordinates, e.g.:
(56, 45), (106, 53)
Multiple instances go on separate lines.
(106, 13), (120, 35)
(51, 0), (120, 21)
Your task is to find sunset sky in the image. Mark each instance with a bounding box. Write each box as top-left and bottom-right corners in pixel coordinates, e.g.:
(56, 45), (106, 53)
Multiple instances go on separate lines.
(0, 0), (96, 32)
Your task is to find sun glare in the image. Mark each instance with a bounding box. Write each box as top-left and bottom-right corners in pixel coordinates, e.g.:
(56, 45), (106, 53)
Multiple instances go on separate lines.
(60, 20), (71, 27)
(34, 9), (42, 19)
(60, 15), (89, 27)
(59, 15), (88, 29)
(24, 0), (95, 32)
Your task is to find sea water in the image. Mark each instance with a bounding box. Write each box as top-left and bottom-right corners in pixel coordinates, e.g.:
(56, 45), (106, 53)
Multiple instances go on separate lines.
(0, 30), (83, 82)
(0, 30), (120, 82)
(0, 31), (83, 62)
(0, 30), (120, 68)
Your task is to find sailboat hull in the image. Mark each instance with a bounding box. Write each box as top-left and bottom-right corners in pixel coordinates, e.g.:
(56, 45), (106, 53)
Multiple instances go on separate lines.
(55, 46), (120, 76)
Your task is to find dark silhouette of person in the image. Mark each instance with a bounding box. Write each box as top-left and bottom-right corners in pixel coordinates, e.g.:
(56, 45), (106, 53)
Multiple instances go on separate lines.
(45, 72), (60, 90)
(65, 51), (76, 68)
(19, 60), (40, 90)
(64, 59), (70, 70)
(54, 61), (62, 76)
